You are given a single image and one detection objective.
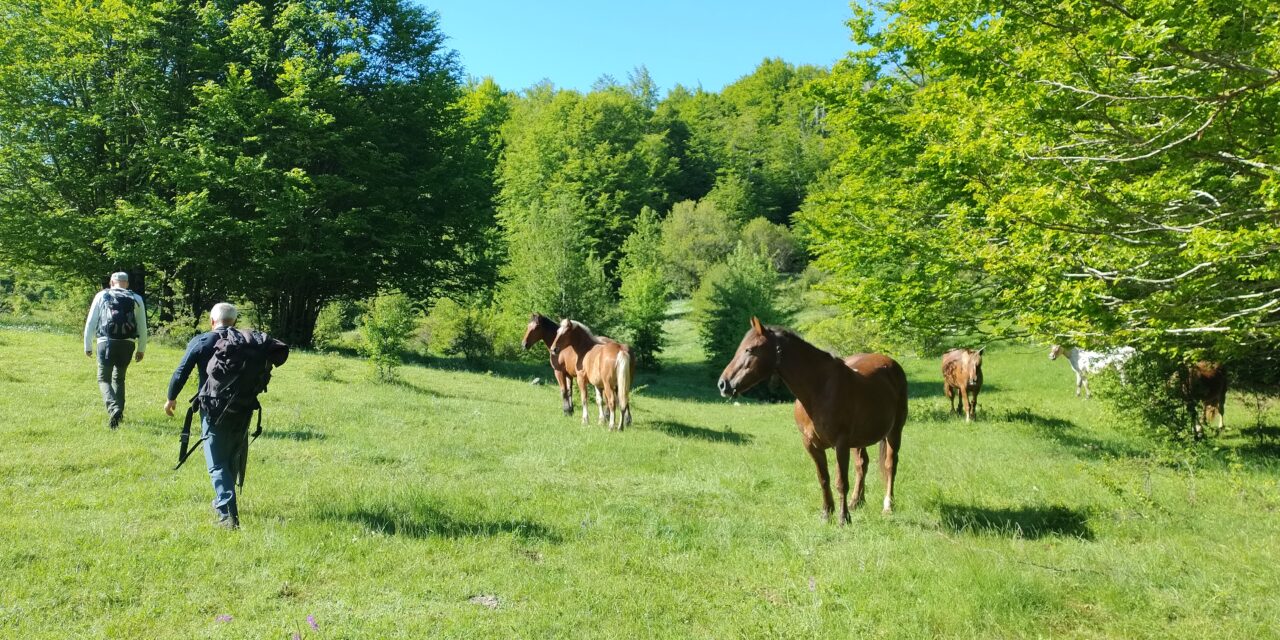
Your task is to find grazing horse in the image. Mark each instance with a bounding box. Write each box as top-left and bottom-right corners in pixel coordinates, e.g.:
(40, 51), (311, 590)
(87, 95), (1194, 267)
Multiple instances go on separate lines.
(942, 348), (984, 422)
(1180, 360), (1228, 439)
(522, 313), (580, 416)
(550, 319), (634, 430)
(718, 317), (908, 522)
(1049, 344), (1135, 398)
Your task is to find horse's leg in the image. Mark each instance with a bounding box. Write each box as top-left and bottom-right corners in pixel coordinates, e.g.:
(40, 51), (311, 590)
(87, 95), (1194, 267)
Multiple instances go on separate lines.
(851, 447), (868, 510)
(579, 374), (590, 425)
(969, 388), (979, 422)
(945, 384), (956, 416)
(835, 446), (852, 525)
(594, 385), (606, 426)
(960, 386), (971, 423)
(881, 430), (902, 514)
(804, 444), (834, 522)
(603, 383), (617, 431)
(555, 369), (572, 416)
(1216, 398), (1226, 436)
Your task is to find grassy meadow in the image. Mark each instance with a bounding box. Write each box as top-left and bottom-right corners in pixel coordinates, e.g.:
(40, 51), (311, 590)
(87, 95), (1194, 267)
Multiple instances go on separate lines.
(1, 313), (1279, 639)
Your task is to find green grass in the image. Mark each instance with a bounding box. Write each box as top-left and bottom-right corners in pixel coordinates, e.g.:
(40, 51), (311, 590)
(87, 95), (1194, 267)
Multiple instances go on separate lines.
(1, 320), (1278, 639)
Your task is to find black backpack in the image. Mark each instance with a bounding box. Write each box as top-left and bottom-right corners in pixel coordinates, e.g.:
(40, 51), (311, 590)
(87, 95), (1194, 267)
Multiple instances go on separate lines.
(175, 329), (290, 484)
(101, 290), (138, 339)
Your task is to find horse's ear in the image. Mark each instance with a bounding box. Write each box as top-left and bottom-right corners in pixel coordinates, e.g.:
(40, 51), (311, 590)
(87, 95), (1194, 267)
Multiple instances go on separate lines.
(530, 312), (538, 321)
(750, 316), (765, 337)
(560, 318), (570, 328)
(977, 346), (985, 355)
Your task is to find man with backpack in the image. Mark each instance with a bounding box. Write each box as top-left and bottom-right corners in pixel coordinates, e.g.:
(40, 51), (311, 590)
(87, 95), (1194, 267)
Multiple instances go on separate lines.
(164, 303), (288, 529)
(83, 272), (148, 429)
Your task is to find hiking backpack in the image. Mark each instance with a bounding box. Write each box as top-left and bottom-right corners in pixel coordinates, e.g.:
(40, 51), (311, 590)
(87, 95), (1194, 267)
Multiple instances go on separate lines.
(175, 329), (289, 483)
(101, 289), (138, 340)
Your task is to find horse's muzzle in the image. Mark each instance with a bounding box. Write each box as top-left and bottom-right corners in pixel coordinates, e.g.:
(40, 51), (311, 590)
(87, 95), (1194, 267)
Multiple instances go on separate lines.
(717, 377), (734, 398)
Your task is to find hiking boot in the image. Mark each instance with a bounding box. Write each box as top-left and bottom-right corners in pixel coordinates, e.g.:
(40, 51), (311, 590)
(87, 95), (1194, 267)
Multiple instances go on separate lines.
(108, 412), (122, 430)
(215, 514), (240, 530)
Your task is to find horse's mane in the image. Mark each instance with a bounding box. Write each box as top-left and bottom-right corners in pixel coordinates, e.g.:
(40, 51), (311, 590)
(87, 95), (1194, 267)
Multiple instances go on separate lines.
(567, 320), (607, 344)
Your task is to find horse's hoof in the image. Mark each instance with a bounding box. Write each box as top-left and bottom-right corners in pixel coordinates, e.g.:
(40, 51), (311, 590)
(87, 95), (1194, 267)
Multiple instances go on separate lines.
(839, 512), (851, 526)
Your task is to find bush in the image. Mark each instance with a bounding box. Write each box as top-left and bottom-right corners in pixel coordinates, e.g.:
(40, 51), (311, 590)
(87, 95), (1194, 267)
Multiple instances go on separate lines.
(359, 293), (418, 382)
(427, 298), (500, 362)
(1096, 352), (1197, 445)
(692, 246), (791, 366)
(660, 199), (740, 295)
(740, 217), (803, 273)
(313, 300), (358, 350)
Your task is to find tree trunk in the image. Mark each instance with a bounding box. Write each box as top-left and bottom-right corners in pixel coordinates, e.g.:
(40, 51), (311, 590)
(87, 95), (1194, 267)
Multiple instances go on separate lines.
(264, 291), (322, 347)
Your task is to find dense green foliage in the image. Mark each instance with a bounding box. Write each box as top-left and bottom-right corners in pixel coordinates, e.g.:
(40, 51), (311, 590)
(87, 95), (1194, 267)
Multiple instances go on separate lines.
(359, 292), (417, 381)
(0, 0), (495, 345)
(618, 207), (668, 369)
(692, 247), (791, 365)
(802, 0), (1280, 366)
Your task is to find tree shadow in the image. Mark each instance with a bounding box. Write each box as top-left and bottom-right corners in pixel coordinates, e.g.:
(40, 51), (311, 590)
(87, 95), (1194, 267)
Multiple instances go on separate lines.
(322, 501), (562, 542)
(649, 420), (753, 445)
(390, 378), (453, 398)
(999, 408), (1146, 460)
(938, 502), (1094, 540)
(909, 379), (1002, 398)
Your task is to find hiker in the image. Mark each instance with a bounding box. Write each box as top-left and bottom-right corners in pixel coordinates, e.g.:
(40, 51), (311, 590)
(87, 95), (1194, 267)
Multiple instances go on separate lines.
(164, 303), (288, 529)
(83, 272), (148, 429)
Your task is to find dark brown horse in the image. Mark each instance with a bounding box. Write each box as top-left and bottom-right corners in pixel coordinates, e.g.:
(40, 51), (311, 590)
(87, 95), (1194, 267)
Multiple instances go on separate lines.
(942, 348), (984, 422)
(550, 319), (633, 430)
(718, 317), (908, 522)
(1181, 360), (1228, 439)
(522, 313), (580, 416)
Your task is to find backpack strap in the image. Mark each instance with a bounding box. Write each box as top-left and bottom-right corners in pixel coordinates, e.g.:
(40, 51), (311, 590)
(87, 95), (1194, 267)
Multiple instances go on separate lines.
(174, 400), (206, 471)
(236, 405), (263, 490)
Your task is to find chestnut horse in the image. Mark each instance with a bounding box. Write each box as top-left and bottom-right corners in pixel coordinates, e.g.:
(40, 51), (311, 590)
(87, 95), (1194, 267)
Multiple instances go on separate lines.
(942, 348), (984, 422)
(550, 319), (634, 430)
(718, 317), (908, 522)
(1181, 360), (1228, 439)
(522, 313), (580, 416)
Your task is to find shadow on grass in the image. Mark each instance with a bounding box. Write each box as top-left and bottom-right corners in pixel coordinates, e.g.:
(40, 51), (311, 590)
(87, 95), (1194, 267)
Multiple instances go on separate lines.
(999, 408), (1146, 460)
(650, 420), (753, 445)
(325, 502), (562, 542)
(938, 503), (1094, 540)
(390, 378), (453, 398)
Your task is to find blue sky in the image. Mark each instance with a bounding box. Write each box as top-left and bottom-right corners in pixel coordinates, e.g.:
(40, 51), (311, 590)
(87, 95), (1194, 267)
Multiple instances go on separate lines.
(419, 0), (857, 94)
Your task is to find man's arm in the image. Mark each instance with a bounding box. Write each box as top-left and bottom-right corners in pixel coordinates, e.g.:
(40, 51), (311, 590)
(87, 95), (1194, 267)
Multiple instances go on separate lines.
(133, 293), (148, 361)
(83, 291), (103, 355)
(167, 335), (204, 402)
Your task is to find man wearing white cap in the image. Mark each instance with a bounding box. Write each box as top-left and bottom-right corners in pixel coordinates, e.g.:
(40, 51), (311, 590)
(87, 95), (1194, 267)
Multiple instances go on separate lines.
(83, 272), (147, 429)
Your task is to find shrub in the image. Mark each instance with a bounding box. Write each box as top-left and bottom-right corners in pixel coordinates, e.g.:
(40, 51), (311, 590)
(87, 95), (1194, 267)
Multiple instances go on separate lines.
(692, 246), (791, 366)
(359, 293), (417, 382)
(428, 298), (499, 363)
(660, 199), (740, 295)
(740, 217), (803, 273)
(313, 300), (357, 350)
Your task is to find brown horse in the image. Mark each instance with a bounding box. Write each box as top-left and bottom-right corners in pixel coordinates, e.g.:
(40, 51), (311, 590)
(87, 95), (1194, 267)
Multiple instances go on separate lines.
(718, 317), (908, 522)
(1181, 360), (1228, 439)
(550, 319), (634, 430)
(522, 313), (580, 416)
(942, 348), (984, 422)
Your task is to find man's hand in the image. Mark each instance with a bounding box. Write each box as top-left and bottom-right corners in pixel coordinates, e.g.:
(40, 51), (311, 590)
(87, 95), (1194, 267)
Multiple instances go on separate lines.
(85, 350), (92, 358)
(163, 400), (176, 417)
(135, 352), (144, 363)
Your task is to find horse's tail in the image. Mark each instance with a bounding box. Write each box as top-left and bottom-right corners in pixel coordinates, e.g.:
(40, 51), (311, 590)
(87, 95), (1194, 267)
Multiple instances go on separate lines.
(616, 349), (633, 428)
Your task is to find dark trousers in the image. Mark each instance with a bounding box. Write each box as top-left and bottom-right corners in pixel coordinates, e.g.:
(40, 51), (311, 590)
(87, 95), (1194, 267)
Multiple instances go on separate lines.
(96, 339), (135, 417)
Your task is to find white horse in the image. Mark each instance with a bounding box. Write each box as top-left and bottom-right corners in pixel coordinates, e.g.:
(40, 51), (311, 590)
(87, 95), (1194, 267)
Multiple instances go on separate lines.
(1049, 345), (1135, 398)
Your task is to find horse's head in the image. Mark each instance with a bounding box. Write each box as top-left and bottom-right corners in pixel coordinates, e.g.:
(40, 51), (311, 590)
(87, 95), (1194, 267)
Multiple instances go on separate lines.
(522, 313), (547, 350)
(1049, 344), (1063, 360)
(718, 316), (777, 398)
(957, 348), (984, 388)
(549, 318), (574, 357)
